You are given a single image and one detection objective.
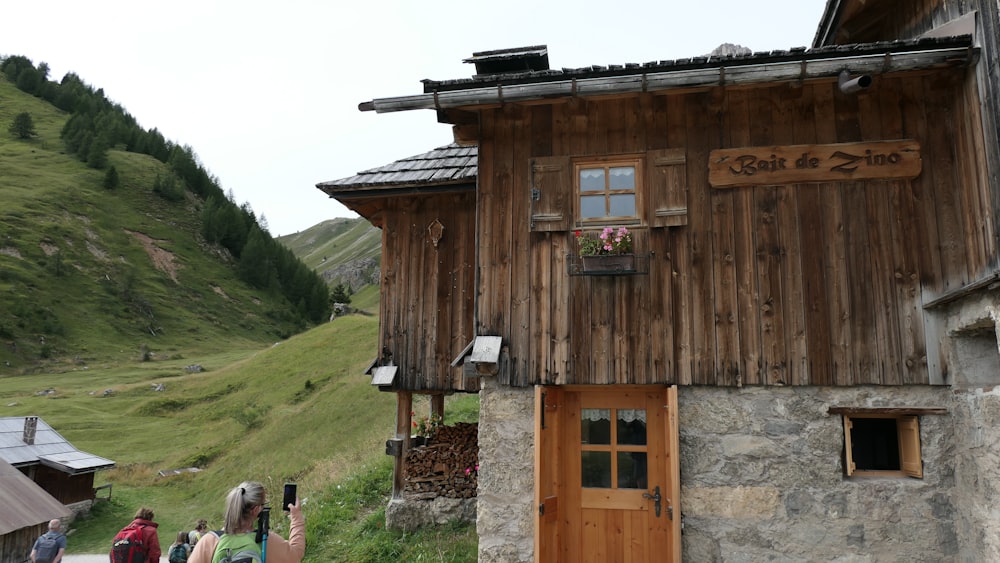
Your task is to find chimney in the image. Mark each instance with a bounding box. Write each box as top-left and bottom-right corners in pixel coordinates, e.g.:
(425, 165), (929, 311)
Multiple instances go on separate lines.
(462, 45), (550, 78)
(23, 416), (38, 445)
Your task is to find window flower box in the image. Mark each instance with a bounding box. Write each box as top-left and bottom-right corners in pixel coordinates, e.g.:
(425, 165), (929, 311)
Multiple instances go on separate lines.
(570, 227), (647, 275)
(568, 252), (649, 276)
(582, 253), (636, 273)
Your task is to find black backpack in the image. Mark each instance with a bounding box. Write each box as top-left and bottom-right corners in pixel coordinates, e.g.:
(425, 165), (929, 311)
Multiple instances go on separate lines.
(168, 543), (189, 563)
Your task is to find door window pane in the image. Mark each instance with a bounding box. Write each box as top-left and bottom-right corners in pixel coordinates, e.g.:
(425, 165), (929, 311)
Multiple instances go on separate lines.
(617, 409), (647, 445)
(582, 409), (611, 444)
(617, 452), (648, 488)
(582, 451), (612, 488)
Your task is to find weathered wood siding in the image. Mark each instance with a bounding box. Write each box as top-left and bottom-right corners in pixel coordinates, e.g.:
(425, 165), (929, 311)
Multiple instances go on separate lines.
(475, 69), (993, 387)
(379, 192), (476, 391)
(828, 0), (1000, 279)
(0, 523), (47, 563)
(32, 466), (94, 504)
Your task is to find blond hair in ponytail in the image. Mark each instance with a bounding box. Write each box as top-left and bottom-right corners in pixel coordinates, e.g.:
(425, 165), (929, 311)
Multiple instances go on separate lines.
(223, 481), (265, 535)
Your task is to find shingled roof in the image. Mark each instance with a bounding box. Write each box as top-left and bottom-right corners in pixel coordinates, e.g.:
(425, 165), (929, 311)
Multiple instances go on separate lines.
(317, 143), (477, 195)
(360, 35), (975, 114)
(422, 35), (974, 91)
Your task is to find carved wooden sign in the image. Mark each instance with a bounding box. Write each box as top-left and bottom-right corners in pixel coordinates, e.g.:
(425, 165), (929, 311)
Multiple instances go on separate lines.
(709, 140), (921, 188)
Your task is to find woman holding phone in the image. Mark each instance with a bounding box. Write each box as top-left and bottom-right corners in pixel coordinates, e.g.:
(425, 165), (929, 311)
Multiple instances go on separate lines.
(187, 481), (304, 563)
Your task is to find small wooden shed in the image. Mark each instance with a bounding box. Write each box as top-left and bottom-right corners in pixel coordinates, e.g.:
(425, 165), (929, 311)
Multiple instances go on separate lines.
(0, 458), (71, 563)
(0, 416), (115, 508)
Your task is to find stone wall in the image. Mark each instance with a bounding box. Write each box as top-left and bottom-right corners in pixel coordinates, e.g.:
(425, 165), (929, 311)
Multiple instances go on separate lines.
(385, 496), (476, 532)
(942, 293), (1000, 562)
(473, 381), (1000, 562)
(476, 378), (535, 563)
(950, 387), (1000, 562)
(679, 385), (957, 562)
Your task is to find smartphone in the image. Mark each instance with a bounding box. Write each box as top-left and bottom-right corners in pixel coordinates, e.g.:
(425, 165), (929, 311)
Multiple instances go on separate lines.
(282, 483), (297, 511)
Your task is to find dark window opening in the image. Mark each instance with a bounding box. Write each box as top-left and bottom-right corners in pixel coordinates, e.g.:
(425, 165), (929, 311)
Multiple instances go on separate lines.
(849, 417), (901, 471)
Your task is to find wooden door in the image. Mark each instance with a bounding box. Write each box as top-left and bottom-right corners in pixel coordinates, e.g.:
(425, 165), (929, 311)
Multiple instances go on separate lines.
(535, 385), (680, 562)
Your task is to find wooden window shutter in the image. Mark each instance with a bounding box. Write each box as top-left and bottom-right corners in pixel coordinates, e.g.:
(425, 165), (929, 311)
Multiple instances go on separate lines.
(646, 148), (688, 227)
(898, 415), (923, 478)
(843, 416), (856, 476)
(530, 156), (572, 232)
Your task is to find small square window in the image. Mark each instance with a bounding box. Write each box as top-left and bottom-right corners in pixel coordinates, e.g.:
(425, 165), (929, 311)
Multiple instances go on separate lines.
(575, 157), (641, 223)
(842, 414), (922, 478)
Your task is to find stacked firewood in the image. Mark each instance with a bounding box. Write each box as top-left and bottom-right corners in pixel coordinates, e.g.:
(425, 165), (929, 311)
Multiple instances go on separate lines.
(403, 422), (479, 499)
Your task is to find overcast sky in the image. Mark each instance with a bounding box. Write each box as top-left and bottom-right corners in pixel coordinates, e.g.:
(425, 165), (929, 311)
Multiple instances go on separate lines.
(4, 0), (828, 236)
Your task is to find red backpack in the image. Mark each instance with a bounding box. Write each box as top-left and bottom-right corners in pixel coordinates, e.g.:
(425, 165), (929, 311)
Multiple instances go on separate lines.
(110, 523), (147, 563)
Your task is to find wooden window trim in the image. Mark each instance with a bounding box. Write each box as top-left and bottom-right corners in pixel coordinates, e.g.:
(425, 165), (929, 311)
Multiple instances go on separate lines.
(839, 411), (927, 479)
(828, 406), (948, 416)
(574, 155), (644, 227)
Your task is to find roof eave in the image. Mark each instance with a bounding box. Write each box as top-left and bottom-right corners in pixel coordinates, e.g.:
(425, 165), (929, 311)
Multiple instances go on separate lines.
(318, 180), (476, 200)
(360, 41), (974, 115)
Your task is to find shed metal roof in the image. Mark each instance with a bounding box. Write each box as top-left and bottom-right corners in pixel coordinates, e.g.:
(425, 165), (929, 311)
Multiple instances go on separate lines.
(0, 458), (71, 535)
(317, 143), (477, 196)
(0, 417), (115, 474)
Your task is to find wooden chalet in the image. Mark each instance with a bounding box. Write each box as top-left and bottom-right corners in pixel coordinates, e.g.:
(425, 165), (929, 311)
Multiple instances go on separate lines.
(0, 416), (115, 511)
(319, 0), (1000, 560)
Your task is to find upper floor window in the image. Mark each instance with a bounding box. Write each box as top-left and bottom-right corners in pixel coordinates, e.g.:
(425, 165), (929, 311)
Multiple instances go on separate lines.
(575, 157), (642, 223)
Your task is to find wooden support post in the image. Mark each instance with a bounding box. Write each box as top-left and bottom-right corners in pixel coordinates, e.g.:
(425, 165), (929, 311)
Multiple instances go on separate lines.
(431, 393), (445, 421)
(393, 391), (413, 499)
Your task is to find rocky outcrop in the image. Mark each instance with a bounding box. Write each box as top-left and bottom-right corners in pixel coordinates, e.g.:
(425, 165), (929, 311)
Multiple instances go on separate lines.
(319, 257), (380, 290)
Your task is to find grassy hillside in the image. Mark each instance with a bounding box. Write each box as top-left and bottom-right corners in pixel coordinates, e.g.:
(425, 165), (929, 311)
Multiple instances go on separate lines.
(1, 65), (475, 561)
(0, 73), (307, 371)
(2, 315), (477, 561)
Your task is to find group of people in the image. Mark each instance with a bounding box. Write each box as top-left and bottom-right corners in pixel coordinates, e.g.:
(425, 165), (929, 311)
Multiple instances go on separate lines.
(29, 481), (304, 563)
(164, 519), (209, 563)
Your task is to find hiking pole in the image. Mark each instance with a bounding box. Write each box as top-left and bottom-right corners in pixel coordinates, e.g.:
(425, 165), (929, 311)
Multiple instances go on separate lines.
(256, 506), (270, 563)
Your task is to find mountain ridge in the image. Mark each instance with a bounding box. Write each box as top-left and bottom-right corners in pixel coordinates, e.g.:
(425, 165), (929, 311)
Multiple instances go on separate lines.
(0, 65), (320, 371)
(277, 216), (381, 291)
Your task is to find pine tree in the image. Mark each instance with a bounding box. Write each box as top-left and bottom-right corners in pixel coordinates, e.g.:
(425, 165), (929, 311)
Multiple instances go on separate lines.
(103, 166), (120, 190)
(331, 283), (352, 304)
(8, 112), (36, 139)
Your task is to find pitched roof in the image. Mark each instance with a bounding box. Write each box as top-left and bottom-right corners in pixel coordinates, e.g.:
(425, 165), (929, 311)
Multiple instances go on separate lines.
(317, 143), (477, 195)
(0, 417), (115, 474)
(424, 36), (972, 90)
(360, 36), (975, 114)
(0, 457), (71, 535)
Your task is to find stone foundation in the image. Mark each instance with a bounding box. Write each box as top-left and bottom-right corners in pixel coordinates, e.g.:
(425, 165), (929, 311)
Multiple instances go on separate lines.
(476, 378), (535, 563)
(678, 385), (958, 561)
(472, 381), (1000, 562)
(385, 496), (476, 532)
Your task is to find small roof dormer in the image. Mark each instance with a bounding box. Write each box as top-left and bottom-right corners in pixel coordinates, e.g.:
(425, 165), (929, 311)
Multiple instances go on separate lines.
(463, 45), (549, 78)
